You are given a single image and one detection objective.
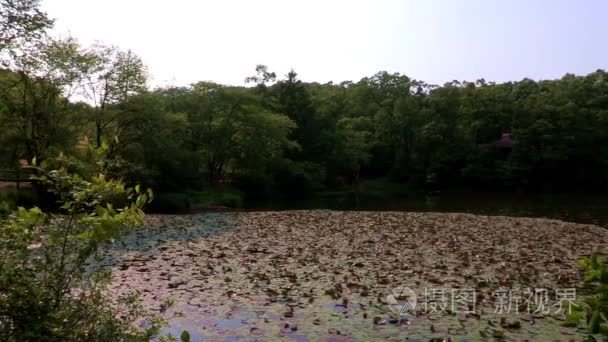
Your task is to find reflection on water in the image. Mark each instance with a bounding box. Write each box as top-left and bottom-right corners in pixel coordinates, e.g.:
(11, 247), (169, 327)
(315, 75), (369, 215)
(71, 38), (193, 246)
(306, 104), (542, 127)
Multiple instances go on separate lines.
(246, 191), (608, 227)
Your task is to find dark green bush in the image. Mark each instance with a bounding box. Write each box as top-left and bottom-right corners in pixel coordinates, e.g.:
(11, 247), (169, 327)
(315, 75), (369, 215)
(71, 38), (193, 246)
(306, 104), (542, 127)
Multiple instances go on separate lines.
(232, 173), (272, 199)
(187, 189), (243, 208)
(358, 178), (415, 198)
(0, 154), (165, 341)
(147, 192), (191, 213)
(0, 188), (39, 209)
(272, 161), (325, 199)
(577, 254), (608, 335)
(0, 200), (12, 217)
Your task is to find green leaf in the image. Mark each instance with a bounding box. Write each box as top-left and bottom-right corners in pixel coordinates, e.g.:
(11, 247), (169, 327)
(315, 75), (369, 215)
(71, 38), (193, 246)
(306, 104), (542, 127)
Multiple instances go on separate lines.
(563, 309), (582, 327)
(180, 330), (191, 342)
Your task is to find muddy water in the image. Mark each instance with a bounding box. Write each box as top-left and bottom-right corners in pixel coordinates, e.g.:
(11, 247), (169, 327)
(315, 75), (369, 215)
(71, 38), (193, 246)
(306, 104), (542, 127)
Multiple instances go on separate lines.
(103, 212), (608, 341)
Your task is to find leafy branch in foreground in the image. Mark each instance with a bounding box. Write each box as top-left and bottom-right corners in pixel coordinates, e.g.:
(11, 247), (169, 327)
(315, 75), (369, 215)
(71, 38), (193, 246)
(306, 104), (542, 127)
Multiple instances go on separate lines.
(575, 254), (608, 336)
(0, 151), (164, 341)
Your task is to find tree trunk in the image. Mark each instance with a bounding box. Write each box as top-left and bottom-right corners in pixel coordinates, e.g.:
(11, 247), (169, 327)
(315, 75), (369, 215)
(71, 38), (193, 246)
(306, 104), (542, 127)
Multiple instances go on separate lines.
(95, 120), (102, 148)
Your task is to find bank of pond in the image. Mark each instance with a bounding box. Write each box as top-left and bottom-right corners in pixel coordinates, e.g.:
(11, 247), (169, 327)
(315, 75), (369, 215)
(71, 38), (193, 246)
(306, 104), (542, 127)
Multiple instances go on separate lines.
(4, 179), (608, 227)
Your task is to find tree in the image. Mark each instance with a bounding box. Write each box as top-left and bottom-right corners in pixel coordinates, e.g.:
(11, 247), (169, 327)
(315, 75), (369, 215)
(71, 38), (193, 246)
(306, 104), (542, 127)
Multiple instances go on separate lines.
(171, 83), (295, 185)
(331, 116), (372, 188)
(0, 37), (94, 163)
(245, 64), (276, 90)
(275, 70), (325, 161)
(0, 0), (53, 57)
(80, 45), (148, 148)
(245, 64), (278, 110)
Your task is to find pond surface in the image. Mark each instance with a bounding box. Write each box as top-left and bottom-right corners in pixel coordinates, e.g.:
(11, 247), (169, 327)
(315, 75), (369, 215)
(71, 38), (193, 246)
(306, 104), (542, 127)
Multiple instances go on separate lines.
(246, 191), (608, 227)
(108, 211), (608, 341)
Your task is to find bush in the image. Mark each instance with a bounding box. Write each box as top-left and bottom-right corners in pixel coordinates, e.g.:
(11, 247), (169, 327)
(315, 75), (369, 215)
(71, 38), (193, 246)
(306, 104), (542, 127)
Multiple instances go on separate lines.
(187, 188), (243, 208)
(147, 188), (244, 213)
(358, 178), (415, 198)
(0, 200), (12, 217)
(147, 192), (191, 213)
(577, 254), (608, 335)
(0, 154), (164, 341)
(272, 161), (325, 199)
(0, 188), (39, 209)
(232, 173), (272, 199)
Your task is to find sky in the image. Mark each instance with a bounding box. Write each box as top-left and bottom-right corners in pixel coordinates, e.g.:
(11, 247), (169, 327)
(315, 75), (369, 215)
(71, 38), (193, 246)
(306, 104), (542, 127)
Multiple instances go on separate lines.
(41, 0), (608, 88)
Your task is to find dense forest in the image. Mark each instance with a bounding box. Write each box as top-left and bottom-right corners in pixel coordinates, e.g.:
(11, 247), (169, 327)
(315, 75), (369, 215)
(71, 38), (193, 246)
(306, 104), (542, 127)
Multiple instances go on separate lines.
(2, 1), (608, 212)
(1, 1), (608, 340)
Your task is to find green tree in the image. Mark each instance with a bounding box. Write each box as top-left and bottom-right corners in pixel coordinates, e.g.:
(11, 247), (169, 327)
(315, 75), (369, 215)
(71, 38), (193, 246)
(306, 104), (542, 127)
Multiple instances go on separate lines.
(155, 83), (295, 185)
(331, 116), (372, 188)
(0, 0), (52, 56)
(80, 44), (148, 148)
(0, 37), (94, 163)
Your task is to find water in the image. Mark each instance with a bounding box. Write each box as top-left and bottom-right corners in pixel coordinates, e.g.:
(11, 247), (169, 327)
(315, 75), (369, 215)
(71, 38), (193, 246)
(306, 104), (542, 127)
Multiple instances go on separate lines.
(245, 190), (608, 227)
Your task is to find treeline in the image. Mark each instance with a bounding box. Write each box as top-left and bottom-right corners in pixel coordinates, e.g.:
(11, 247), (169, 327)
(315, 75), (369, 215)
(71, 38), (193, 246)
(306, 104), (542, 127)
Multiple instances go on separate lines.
(2, 5), (608, 211)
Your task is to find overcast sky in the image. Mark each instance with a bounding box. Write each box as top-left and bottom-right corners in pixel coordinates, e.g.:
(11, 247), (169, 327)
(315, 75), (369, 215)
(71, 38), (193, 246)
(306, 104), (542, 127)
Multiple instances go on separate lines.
(41, 0), (608, 88)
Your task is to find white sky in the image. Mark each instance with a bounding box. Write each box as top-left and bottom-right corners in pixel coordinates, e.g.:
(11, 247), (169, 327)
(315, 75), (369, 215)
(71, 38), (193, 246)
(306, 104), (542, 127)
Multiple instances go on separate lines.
(42, 0), (608, 88)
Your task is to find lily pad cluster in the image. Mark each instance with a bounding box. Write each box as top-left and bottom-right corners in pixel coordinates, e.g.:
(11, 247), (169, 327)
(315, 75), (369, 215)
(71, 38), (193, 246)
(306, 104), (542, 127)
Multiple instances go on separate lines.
(102, 211), (608, 340)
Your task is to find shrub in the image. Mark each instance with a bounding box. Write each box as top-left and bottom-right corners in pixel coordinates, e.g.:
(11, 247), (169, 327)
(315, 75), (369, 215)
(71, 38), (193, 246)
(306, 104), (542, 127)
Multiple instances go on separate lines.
(0, 188), (39, 209)
(357, 178), (415, 198)
(147, 192), (191, 213)
(273, 161), (325, 199)
(0, 200), (12, 217)
(0, 153), (165, 341)
(231, 173), (272, 199)
(187, 189), (243, 208)
(577, 254), (608, 335)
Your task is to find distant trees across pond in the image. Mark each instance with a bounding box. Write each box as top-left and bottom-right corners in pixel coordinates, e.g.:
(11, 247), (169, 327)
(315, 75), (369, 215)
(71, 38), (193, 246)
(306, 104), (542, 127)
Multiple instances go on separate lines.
(2, 2), (608, 207)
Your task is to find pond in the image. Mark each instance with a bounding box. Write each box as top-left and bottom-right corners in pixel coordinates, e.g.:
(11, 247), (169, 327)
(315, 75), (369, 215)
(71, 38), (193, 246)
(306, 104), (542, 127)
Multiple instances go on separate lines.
(245, 190), (608, 227)
(104, 191), (608, 340)
(108, 211), (608, 341)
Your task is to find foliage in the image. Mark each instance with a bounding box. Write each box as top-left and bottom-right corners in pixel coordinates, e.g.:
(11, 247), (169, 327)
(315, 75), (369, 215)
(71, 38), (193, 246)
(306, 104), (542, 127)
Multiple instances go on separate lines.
(0, 0), (52, 56)
(180, 330), (191, 342)
(357, 178), (415, 199)
(330, 116), (372, 186)
(0, 200), (12, 217)
(272, 160), (326, 198)
(187, 189), (243, 208)
(577, 254), (608, 335)
(2, 0), (608, 206)
(147, 192), (191, 213)
(0, 152), (164, 341)
(0, 188), (38, 210)
(79, 44), (148, 148)
(160, 82), (296, 186)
